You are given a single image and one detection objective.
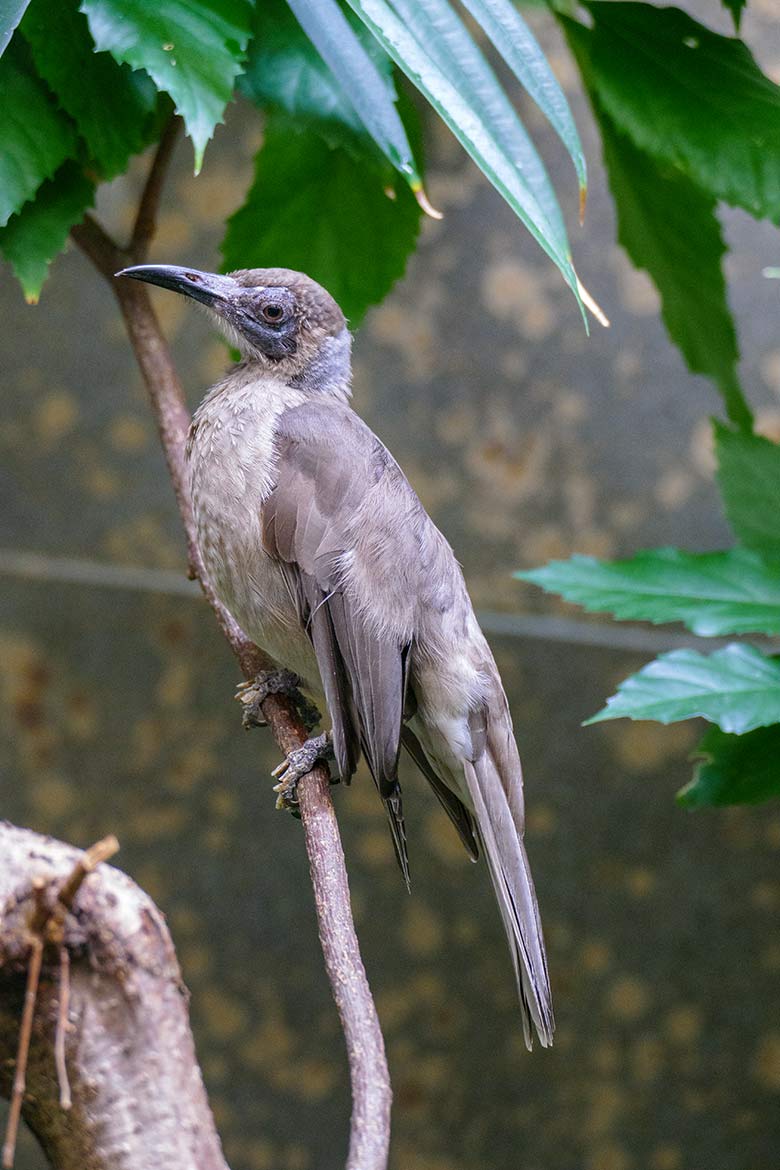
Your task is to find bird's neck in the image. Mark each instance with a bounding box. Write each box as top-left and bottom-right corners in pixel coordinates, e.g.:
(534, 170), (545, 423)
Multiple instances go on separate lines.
(285, 327), (353, 401)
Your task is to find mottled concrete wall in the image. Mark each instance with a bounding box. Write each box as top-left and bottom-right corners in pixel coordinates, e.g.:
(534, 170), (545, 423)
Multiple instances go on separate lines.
(1, 6), (780, 1169)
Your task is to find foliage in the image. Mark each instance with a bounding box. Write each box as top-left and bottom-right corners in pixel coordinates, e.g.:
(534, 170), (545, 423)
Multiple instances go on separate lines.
(518, 1), (780, 810)
(522, 419), (780, 806)
(0, 0), (587, 320)
(2, 0), (780, 803)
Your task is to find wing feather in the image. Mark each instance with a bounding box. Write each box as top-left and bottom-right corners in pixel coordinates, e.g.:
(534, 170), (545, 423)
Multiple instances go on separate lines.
(262, 402), (410, 880)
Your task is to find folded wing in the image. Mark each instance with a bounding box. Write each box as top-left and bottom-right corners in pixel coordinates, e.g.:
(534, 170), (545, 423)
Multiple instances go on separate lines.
(263, 401), (411, 883)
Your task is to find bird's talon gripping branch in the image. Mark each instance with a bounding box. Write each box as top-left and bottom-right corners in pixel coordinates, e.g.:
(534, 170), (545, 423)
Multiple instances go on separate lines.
(236, 669), (321, 731)
(272, 731), (334, 810)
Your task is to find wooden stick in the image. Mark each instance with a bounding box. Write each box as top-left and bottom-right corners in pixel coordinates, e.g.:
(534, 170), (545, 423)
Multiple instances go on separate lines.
(2, 936), (44, 1169)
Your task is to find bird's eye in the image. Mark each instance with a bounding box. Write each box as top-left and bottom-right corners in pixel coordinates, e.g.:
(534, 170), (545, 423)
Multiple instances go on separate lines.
(261, 303), (285, 323)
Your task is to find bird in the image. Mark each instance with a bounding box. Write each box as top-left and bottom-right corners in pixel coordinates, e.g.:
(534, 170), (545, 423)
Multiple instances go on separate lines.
(117, 262), (554, 1049)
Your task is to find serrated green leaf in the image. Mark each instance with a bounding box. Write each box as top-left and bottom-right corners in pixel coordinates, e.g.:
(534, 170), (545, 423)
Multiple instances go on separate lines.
(586, 644), (780, 734)
(390, 0), (568, 263)
(565, 17), (752, 432)
(0, 36), (77, 227)
(0, 160), (94, 300)
(343, 0), (582, 310)
(21, 0), (158, 179)
(221, 116), (421, 324)
(518, 548), (780, 637)
(0, 0), (31, 56)
(715, 422), (780, 558)
(460, 0), (586, 201)
(678, 724), (780, 807)
(578, 2), (780, 224)
(80, 0), (252, 171)
(281, 0), (419, 184)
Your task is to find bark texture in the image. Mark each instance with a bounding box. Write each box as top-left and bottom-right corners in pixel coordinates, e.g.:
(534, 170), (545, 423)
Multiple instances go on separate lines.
(0, 823), (228, 1170)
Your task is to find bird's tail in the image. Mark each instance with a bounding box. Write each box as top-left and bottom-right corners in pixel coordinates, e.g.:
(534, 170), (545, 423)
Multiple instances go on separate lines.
(463, 734), (554, 1049)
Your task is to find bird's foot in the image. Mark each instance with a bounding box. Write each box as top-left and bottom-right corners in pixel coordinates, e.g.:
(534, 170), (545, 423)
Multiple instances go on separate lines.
(271, 731), (334, 811)
(236, 669), (321, 732)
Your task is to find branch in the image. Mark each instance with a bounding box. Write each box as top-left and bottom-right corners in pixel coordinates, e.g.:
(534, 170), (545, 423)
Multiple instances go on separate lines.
(130, 115), (182, 261)
(69, 141), (391, 1170)
(0, 823), (229, 1170)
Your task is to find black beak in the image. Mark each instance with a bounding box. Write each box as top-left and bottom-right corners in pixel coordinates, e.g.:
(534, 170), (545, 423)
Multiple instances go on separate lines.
(115, 264), (236, 310)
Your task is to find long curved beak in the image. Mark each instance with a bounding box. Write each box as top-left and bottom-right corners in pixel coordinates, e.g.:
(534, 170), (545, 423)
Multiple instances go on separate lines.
(116, 264), (236, 309)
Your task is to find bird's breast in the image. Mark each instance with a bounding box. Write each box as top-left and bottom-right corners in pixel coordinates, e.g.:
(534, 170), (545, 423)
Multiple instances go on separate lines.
(185, 378), (320, 688)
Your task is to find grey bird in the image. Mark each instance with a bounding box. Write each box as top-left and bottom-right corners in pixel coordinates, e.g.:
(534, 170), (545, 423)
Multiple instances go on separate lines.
(118, 263), (554, 1048)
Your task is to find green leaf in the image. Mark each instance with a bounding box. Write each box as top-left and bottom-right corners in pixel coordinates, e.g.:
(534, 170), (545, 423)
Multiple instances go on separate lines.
(21, 0), (158, 179)
(240, 0), (365, 136)
(221, 116), (421, 324)
(343, 0), (582, 309)
(0, 160), (94, 300)
(459, 0), (586, 203)
(240, 0), (388, 161)
(679, 724), (780, 807)
(280, 0), (419, 184)
(586, 644), (780, 734)
(0, 37), (77, 227)
(0, 0), (31, 56)
(80, 0), (252, 171)
(565, 18), (752, 432)
(518, 547), (780, 637)
(578, 2), (780, 224)
(715, 422), (780, 558)
(720, 0), (746, 33)
(390, 0), (568, 262)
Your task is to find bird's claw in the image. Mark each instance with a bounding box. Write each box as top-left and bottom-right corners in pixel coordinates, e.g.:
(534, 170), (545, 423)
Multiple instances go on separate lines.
(236, 669), (321, 731)
(271, 731), (334, 811)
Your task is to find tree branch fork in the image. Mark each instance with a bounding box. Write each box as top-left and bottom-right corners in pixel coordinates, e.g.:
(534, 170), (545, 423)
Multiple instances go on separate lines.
(0, 119), (391, 1169)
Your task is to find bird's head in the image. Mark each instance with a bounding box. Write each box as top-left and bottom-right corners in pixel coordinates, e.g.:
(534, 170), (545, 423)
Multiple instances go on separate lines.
(117, 264), (351, 395)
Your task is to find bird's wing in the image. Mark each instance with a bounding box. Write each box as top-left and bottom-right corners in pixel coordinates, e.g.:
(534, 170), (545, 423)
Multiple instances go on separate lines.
(262, 401), (411, 883)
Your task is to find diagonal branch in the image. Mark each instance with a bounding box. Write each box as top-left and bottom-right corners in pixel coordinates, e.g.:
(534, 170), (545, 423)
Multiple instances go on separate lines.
(69, 139), (391, 1170)
(130, 115), (182, 261)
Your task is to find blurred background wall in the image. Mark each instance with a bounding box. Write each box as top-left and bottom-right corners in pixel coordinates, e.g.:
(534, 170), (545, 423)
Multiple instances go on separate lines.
(1, 5), (779, 1169)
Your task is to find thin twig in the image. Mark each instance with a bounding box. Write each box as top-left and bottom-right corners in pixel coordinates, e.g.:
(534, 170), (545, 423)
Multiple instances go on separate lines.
(55, 948), (72, 1111)
(130, 116), (182, 260)
(2, 936), (43, 1169)
(69, 131), (392, 1170)
(71, 214), (125, 282)
(57, 834), (119, 913)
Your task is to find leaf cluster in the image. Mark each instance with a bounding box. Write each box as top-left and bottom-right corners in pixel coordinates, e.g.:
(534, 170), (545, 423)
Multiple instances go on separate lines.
(520, 424), (780, 808)
(0, 0), (586, 320)
(518, 0), (780, 810)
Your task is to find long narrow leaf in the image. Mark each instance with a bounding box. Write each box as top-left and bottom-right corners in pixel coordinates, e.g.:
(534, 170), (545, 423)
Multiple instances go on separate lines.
(460, 0), (586, 211)
(390, 0), (568, 261)
(285, 0), (420, 185)
(344, 0), (582, 308)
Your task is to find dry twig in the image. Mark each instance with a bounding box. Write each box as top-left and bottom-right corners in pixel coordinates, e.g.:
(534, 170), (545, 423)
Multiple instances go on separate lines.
(2, 935), (43, 1170)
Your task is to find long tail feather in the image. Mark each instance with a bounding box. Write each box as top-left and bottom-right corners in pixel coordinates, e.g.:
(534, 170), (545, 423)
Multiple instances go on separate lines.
(463, 756), (554, 1049)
